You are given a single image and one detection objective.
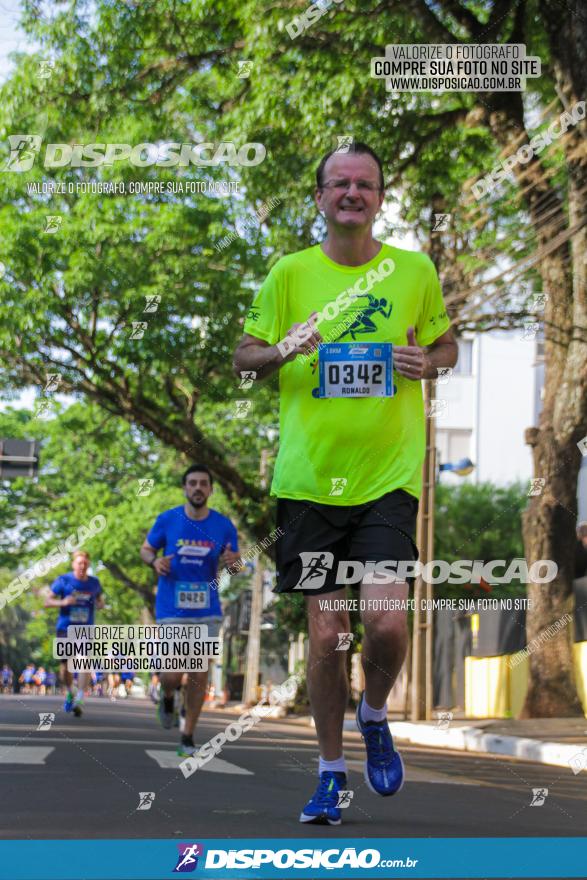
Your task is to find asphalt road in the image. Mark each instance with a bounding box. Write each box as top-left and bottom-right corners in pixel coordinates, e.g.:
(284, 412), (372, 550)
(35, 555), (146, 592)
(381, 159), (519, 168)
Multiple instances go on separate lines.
(1, 693), (586, 847)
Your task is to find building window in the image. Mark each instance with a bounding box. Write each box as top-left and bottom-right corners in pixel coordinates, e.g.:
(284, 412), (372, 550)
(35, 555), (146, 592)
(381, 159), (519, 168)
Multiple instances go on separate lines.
(453, 339), (473, 376)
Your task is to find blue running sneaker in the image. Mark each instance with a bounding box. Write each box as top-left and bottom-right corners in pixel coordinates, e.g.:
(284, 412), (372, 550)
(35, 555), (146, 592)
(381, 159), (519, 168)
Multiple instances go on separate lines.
(356, 693), (404, 796)
(63, 691), (74, 713)
(299, 771), (347, 825)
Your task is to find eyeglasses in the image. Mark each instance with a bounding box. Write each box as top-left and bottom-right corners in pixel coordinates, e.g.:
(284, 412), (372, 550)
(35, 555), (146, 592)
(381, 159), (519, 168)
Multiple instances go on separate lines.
(321, 179), (381, 193)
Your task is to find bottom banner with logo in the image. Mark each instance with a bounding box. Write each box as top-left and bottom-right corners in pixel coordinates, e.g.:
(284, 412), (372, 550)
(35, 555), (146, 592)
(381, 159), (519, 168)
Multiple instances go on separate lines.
(0, 838), (586, 879)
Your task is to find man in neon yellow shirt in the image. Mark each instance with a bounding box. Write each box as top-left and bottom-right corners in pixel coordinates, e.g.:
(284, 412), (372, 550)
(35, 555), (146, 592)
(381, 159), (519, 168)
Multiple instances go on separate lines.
(234, 142), (457, 825)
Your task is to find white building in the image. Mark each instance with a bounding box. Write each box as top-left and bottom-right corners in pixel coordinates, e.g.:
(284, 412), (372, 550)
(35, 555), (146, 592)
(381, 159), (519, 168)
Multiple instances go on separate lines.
(436, 332), (587, 520)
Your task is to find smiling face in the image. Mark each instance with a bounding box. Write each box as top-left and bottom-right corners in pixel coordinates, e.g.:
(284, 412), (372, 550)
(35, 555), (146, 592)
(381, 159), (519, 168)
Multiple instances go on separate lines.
(315, 152), (385, 232)
(72, 553), (90, 580)
(183, 471), (213, 510)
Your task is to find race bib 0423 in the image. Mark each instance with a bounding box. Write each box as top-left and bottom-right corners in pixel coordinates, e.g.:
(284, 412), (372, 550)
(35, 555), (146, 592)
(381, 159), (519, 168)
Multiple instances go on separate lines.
(318, 343), (393, 398)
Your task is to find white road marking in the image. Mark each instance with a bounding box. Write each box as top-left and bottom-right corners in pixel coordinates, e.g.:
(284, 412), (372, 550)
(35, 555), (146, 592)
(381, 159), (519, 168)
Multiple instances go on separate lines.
(146, 749), (254, 775)
(0, 746), (54, 764)
(0, 736), (316, 749)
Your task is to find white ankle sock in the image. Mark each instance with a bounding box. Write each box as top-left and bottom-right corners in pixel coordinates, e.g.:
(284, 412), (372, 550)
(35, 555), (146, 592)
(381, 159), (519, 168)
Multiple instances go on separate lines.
(318, 755), (347, 776)
(360, 695), (387, 723)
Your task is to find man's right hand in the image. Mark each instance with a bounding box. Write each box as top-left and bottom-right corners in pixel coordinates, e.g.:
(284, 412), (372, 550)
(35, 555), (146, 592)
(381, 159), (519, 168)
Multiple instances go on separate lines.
(278, 312), (323, 362)
(61, 595), (77, 607)
(233, 315), (323, 383)
(152, 554), (174, 576)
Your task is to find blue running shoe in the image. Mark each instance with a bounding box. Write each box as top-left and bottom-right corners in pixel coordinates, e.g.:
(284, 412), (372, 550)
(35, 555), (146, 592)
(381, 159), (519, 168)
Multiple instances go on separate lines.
(299, 771), (347, 825)
(63, 691), (74, 713)
(356, 693), (404, 796)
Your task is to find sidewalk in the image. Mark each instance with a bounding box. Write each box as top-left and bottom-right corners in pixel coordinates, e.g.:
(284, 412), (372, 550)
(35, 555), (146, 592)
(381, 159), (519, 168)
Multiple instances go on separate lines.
(210, 701), (587, 770)
(347, 715), (587, 771)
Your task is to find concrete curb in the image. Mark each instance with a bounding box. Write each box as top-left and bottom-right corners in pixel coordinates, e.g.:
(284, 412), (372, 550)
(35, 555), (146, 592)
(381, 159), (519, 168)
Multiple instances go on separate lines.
(341, 719), (587, 770)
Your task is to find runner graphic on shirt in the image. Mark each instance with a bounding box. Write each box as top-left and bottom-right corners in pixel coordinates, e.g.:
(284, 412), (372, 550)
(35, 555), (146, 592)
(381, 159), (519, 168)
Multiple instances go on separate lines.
(310, 293), (393, 374)
(339, 294), (393, 340)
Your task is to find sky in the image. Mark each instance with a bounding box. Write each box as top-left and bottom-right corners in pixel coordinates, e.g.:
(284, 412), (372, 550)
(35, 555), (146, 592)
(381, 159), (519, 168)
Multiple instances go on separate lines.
(0, 1), (29, 411)
(0, 0), (36, 83)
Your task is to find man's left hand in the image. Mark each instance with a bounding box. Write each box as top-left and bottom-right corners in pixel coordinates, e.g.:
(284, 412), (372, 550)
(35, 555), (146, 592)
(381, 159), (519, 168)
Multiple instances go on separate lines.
(394, 326), (429, 380)
(219, 543), (242, 572)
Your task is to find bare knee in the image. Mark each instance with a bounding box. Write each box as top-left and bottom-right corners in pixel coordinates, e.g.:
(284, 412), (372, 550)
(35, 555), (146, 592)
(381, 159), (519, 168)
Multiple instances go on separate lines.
(363, 613), (407, 649)
(308, 613), (350, 657)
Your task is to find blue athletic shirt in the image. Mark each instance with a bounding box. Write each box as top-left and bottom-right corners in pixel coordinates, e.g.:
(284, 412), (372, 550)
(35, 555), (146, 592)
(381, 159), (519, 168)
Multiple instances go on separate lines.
(146, 506), (238, 621)
(50, 572), (102, 633)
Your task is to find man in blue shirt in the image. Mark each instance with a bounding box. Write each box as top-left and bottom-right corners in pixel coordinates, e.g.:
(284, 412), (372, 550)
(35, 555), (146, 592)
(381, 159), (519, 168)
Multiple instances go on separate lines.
(1, 664), (14, 694)
(19, 663), (35, 694)
(45, 550), (104, 716)
(141, 464), (240, 757)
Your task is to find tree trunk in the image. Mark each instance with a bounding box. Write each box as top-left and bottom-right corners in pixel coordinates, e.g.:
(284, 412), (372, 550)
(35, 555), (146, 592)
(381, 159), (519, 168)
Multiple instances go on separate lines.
(421, 0), (587, 717)
(516, 0), (587, 717)
(520, 428), (584, 716)
(467, 100), (584, 714)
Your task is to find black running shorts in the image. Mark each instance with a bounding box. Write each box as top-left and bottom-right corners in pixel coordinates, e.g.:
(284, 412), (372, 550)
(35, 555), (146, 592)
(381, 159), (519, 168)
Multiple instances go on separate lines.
(275, 489), (419, 596)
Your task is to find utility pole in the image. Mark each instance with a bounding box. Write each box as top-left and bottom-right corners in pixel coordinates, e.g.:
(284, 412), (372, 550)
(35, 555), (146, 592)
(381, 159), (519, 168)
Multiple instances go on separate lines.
(410, 381), (436, 721)
(410, 198), (445, 722)
(242, 448), (269, 705)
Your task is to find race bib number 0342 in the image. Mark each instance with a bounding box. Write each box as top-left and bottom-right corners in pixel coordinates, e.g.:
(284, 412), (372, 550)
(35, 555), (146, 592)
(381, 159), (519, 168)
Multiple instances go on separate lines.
(318, 343), (393, 398)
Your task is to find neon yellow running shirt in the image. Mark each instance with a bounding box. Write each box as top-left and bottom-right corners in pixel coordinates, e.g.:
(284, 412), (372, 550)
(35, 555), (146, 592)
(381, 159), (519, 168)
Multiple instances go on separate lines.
(243, 243), (450, 504)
